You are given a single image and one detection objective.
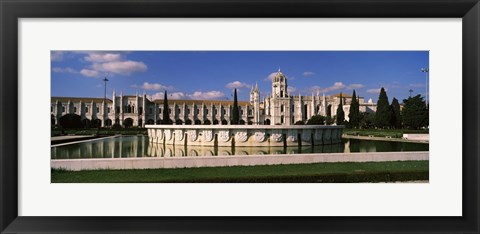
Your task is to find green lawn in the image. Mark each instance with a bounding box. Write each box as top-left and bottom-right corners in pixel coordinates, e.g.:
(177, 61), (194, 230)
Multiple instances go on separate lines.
(343, 128), (429, 138)
(51, 160), (429, 183)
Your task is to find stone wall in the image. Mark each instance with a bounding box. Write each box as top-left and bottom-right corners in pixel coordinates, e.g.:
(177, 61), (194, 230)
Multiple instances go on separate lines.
(146, 125), (344, 147)
(51, 151), (429, 171)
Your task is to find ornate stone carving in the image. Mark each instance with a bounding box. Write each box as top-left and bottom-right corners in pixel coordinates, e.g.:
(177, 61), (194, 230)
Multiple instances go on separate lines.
(235, 131), (248, 142)
(254, 131), (265, 142)
(287, 130), (298, 142)
(156, 129), (163, 140)
(271, 130), (283, 142)
(164, 129), (172, 141)
(218, 130), (230, 142)
(175, 129), (184, 141)
(203, 130), (213, 142)
(188, 130), (197, 142)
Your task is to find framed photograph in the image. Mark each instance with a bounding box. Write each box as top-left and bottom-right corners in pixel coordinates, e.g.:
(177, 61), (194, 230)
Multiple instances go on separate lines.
(1, 0), (479, 233)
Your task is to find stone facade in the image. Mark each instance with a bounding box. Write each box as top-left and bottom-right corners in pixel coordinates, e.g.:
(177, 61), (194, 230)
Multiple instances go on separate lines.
(51, 69), (376, 128)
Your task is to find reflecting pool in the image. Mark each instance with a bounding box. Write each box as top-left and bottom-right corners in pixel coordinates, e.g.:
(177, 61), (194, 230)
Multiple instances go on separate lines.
(51, 136), (429, 159)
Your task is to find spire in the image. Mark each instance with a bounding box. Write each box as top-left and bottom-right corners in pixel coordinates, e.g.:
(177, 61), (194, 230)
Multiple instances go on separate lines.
(250, 84), (254, 93)
(255, 82), (259, 92)
(278, 67), (281, 72)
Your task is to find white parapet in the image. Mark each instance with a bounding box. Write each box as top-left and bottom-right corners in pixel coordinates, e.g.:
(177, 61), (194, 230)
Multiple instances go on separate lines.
(145, 125), (345, 147)
(402, 134), (429, 142)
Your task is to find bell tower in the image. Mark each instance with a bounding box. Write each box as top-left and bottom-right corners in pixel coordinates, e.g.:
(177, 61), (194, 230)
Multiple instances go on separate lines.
(272, 68), (288, 99)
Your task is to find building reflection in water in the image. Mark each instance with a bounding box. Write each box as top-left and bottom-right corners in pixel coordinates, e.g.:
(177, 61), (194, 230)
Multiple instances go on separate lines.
(51, 136), (427, 159)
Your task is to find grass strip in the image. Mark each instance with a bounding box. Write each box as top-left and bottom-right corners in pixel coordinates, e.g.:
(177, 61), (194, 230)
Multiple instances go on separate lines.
(343, 128), (429, 138)
(52, 160), (428, 183)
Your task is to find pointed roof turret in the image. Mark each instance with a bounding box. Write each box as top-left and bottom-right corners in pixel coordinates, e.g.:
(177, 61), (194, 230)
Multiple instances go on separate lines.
(255, 82), (259, 92)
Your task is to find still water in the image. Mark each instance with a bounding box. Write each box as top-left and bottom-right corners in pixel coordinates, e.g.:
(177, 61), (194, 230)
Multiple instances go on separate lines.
(51, 136), (429, 160)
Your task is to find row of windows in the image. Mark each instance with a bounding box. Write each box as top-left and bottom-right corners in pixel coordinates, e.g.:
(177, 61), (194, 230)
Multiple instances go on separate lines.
(53, 106), (111, 114)
(157, 107), (246, 116)
(52, 105), (252, 116)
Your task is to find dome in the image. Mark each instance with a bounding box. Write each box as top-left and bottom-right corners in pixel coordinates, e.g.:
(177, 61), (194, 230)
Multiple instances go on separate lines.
(273, 69), (287, 83)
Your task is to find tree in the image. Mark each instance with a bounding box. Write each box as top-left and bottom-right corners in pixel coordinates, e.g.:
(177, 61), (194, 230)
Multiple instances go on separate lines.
(232, 88), (239, 125)
(360, 112), (375, 129)
(162, 91), (172, 124)
(325, 104), (333, 125)
(374, 87), (391, 128)
(59, 114), (82, 128)
(336, 93), (345, 125)
(307, 115), (325, 125)
(402, 94), (428, 129)
(348, 90), (360, 128)
(390, 97), (402, 129)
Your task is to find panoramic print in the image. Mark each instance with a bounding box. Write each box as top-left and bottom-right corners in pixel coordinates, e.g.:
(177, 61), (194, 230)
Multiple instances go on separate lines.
(51, 51), (429, 183)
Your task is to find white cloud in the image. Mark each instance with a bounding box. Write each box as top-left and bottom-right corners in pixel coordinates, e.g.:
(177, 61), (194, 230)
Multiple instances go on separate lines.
(80, 69), (99, 77)
(346, 84), (365, 90)
(92, 61), (147, 75)
(132, 82), (174, 91)
(309, 85), (322, 93)
(264, 72), (277, 81)
(151, 92), (186, 100)
(189, 91), (225, 100)
(171, 92), (188, 99)
(52, 67), (77, 73)
(303, 71), (315, 76)
(321, 82), (346, 93)
(51, 51), (64, 61)
(287, 86), (297, 93)
(85, 53), (122, 63)
(77, 52), (147, 77)
(366, 88), (387, 94)
(225, 81), (251, 89)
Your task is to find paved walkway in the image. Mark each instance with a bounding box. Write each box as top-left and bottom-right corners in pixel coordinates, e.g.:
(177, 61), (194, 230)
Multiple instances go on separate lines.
(51, 135), (98, 146)
(51, 135), (94, 141)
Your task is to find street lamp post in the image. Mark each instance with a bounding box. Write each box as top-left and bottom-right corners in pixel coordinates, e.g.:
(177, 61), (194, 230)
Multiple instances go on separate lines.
(421, 68), (429, 108)
(103, 77), (109, 115)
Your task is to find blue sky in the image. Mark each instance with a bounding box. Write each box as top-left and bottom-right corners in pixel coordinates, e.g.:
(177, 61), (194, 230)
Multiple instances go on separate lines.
(51, 51), (429, 103)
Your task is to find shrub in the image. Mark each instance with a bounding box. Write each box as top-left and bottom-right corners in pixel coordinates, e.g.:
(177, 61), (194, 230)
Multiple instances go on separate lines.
(307, 115), (325, 125)
(59, 114), (82, 129)
(111, 123), (122, 129)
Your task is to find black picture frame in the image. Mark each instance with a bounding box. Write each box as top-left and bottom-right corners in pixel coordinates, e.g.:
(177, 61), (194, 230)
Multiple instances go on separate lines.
(1, 0), (479, 233)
